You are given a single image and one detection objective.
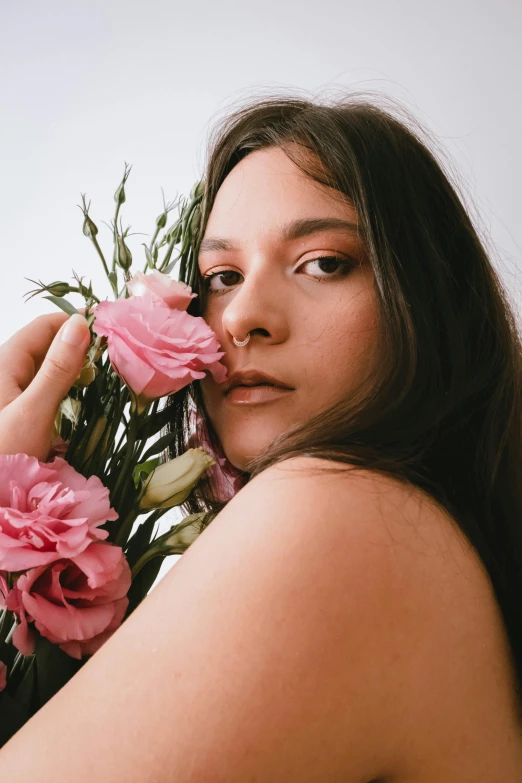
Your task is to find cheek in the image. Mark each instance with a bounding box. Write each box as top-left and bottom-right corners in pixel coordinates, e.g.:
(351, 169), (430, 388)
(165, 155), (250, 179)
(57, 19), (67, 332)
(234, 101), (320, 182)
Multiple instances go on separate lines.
(306, 290), (379, 395)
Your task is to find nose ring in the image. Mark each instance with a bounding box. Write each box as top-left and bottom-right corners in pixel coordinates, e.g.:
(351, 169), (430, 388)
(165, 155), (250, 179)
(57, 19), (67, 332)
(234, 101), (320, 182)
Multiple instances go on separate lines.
(233, 334), (251, 347)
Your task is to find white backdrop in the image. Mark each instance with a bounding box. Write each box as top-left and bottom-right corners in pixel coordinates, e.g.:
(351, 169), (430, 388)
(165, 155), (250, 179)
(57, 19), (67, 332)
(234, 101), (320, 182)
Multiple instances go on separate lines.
(1, 0), (520, 583)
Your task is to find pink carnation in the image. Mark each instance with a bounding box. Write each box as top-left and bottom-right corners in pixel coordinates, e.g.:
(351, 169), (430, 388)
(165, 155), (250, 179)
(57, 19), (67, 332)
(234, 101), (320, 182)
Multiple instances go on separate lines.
(6, 542), (131, 660)
(0, 661), (6, 693)
(126, 270), (197, 310)
(92, 290), (227, 410)
(0, 454), (118, 572)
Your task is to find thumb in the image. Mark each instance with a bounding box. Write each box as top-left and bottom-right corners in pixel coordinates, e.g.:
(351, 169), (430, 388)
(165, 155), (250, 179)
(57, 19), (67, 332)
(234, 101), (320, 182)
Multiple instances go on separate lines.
(25, 313), (91, 411)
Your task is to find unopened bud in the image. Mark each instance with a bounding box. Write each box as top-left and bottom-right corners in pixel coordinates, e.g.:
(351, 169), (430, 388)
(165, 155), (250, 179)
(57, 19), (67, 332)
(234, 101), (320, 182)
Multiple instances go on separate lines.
(156, 210), (168, 229)
(114, 183), (126, 206)
(46, 282), (71, 297)
(87, 335), (106, 364)
(189, 180), (204, 202)
(60, 396), (82, 427)
(139, 448), (215, 511)
(115, 236), (132, 272)
(82, 215), (99, 239)
(75, 365), (98, 388)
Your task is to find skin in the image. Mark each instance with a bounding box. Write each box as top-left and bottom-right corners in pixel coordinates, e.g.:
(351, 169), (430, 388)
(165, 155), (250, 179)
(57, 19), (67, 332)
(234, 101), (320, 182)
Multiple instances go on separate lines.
(0, 311), (90, 461)
(198, 145), (380, 471)
(1, 153), (522, 780)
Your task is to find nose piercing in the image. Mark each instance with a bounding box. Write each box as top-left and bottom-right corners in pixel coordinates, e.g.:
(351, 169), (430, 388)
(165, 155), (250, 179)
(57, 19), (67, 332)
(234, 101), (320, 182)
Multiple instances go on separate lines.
(233, 334), (251, 347)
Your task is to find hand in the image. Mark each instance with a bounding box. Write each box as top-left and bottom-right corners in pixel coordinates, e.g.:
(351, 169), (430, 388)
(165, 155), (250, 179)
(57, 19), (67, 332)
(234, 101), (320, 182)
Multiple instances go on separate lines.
(0, 312), (91, 462)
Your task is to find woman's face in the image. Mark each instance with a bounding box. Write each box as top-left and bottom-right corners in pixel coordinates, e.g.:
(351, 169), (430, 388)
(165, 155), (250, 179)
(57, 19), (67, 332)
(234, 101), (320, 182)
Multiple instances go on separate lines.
(198, 145), (379, 471)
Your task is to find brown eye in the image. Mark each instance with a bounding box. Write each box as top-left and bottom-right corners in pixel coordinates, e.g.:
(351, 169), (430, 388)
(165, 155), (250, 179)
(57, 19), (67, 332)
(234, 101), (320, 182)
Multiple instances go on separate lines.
(203, 270), (242, 294)
(300, 256), (354, 280)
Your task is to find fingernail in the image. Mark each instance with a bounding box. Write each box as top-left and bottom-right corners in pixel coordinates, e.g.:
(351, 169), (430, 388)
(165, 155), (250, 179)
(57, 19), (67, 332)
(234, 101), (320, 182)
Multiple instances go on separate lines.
(61, 314), (88, 346)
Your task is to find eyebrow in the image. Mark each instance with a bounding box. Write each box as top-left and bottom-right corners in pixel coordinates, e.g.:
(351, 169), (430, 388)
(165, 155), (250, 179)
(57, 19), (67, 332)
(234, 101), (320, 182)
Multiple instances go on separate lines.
(198, 217), (362, 254)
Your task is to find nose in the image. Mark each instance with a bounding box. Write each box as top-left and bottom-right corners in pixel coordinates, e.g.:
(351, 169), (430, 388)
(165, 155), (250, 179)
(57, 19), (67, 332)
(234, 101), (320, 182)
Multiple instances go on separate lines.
(220, 264), (290, 347)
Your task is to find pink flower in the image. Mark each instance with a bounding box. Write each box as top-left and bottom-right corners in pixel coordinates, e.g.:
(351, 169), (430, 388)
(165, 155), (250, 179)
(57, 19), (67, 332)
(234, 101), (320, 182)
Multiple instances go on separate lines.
(126, 270), (197, 310)
(0, 572), (7, 608)
(0, 454), (118, 572)
(6, 542), (131, 660)
(186, 410), (247, 503)
(0, 661), (6, 693)
(92, 291), (227, 411)
(48, 436), (69, 461)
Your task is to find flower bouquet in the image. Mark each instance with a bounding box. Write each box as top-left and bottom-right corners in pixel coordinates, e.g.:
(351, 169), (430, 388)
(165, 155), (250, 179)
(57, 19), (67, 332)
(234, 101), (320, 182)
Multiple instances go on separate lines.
(0, 166), (231, 745)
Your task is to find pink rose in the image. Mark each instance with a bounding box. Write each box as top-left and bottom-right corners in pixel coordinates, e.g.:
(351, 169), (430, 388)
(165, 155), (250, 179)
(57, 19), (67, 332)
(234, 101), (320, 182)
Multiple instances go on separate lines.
(0, 454), (118, 572)
(186, 410), (246, 503)
(0, 661), (6, 692)
(6, 542), (131, 659)
(92, 291), (227, 411)
(126, 270), (197, 310)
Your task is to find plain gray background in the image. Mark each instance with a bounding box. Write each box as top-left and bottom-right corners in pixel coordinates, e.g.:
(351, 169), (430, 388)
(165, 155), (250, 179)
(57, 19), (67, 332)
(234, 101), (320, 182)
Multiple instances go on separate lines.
(1, 0), (520, 583)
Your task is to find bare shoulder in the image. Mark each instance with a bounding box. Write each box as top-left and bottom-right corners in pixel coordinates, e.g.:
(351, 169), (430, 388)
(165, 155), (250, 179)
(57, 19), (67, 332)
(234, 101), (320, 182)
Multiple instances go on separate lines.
(235, 456), (522, 779)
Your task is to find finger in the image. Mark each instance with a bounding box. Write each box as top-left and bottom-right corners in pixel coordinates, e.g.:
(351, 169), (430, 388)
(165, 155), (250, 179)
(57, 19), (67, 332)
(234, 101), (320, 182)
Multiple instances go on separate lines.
(0, 309), (90, 399)
(0, 313), (70, 403)
(22, 313), (91, 420)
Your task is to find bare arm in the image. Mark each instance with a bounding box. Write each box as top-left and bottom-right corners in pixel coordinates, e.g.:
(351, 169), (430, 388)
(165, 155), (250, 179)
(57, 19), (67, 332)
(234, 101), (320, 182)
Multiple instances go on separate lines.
(0, 457), (458, 782)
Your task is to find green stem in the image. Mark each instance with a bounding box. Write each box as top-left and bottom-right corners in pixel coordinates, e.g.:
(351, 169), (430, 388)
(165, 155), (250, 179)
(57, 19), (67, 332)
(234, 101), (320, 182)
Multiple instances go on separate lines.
(111, 413), (140, 512)
(8, 651), (23, 680)
(131, 549), (160, 579)
(158, 231), (180, 273)
(0, 608), (11, 646)
(5, 620), (17, 645)
(143, 226), (161, 273)
(90, 234), (116, 295)
(114, 506), (140, 549)
(112, 201), (123, 274)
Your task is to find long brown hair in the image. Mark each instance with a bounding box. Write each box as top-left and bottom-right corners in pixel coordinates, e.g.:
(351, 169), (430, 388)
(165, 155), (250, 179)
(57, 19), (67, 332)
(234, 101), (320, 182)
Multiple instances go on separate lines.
(165, 90), (522, 703)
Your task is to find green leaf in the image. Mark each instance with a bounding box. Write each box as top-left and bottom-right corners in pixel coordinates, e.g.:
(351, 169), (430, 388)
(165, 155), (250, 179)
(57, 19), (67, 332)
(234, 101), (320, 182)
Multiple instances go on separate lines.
(125, 554), (166, 618)
(35, 635), (83, 708)
(139, 431), (176, 463)
(136, 403), (174, 440)
(142, 244), (154, 269)
(0, 689), (29, 746)
(133, 456), (161, 490)
(42, 295), (78, 316)
(124, 513), (158, 568)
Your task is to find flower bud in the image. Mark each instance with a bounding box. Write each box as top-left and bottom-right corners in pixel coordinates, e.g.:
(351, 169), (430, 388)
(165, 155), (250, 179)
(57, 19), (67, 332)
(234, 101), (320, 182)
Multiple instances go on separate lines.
(46, 281), (71, 297)
(60, 396), (82, 427)
(115, 236), (132, 272)
(75, 365), (98, 388)
(82, 215), (99, 239)
(156, 210), (168, 229)
(139, 448), (215, 511)
(88, 335), (106, 364)
(114, 183), (126, 206)
(163, 519), (202, 549)
(189, 180), (204, 202)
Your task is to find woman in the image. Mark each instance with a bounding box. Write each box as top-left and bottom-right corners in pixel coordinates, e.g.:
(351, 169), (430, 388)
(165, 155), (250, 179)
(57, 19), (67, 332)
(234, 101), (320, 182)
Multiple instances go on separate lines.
(0, 92), (521, 780)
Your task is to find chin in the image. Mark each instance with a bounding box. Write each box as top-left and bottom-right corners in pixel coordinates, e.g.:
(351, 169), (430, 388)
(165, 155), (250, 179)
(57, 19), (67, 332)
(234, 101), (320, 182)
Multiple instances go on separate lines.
(220, 432), (277, 472)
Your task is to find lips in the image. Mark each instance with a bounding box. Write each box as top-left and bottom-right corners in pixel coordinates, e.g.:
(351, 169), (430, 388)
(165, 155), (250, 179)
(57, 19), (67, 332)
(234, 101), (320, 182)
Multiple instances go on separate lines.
(225, 370), (293, 394)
